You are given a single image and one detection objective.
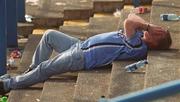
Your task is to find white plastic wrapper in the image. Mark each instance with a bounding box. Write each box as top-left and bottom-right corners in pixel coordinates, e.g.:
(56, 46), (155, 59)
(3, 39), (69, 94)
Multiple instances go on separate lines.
(25, 14), (34, 22)
(7, 57), (16, 68)
(26, 0), (39, 5)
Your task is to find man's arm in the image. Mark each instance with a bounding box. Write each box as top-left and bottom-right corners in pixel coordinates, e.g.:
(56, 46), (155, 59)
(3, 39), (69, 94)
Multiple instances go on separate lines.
(124, 14), (149, 39)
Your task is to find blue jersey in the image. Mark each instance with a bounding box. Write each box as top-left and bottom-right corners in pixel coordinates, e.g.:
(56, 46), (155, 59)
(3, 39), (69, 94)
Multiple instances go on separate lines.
(80, 31), (147, 69)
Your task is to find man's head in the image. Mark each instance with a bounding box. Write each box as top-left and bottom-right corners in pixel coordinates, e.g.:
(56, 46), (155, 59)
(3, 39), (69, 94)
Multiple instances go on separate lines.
(142, 28), (172, 50)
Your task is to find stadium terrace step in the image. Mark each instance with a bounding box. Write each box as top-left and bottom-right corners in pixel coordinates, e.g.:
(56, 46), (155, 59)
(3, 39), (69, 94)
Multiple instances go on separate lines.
(87, 16), (120, 37)
(116, 9), (131, 30)
(93, 0), (124, 13)
(17, 35), (42, 73)
(40, 74), (77, 102)
(26, 0), (94, 27)
(59, 26), (89, 40)
(150, 5), (180, 32)
(17, 23), (34, 38)
(63, 0), (93, 20)
(108, 7), (150, 98)
(8, 83), (43, 102)
(74, 65), (112, 102)
(145, 3), (180, 101)
(26, 2), (64, 28)
(89, 16), (119, 29)
(64, 8), (93, 20)
(59, 15), (120, 39)
(108, 61), (145, 98)
(152, 0), (180, 8)
(59, 25), (117, 41)
(144, 49), (180, 101)
(8, 35), (43, 102)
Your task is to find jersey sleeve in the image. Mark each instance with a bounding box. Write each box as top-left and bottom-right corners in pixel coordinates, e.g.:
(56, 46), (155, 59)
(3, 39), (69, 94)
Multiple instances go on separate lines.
(125, 31), (143, 48)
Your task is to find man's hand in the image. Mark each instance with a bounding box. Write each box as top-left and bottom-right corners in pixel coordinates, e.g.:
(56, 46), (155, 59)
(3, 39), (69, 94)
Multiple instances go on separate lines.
(128, 13), (146, 24)
(148, 24), (164, 35)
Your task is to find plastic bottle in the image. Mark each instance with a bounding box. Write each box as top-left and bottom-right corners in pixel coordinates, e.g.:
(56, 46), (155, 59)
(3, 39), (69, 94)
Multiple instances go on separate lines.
(125, 60), (148, 72)
(7, 57), (16, 68)
(0, 96), (7, 102)
(98, 96), (108, 102)
(160, 14), (179, 21)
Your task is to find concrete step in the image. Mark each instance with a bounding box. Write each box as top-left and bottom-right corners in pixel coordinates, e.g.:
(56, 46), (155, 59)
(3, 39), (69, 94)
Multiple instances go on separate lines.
(87, 16), (120, 37)
(152, 0), (180, 8)
(8, 83), (43, 102)
(26, 2), (64, 28)
(108, 61), (145, 98)
(150, 5), (180, 32)
(144, 49), (180, 101)
(8, 35), (43, 102)
(17, 22), (34, 38)
(107, 7), (150, 98)
(144, 3), (180, 101)
(59, 26), (89, 40)
(74, 65), (112, 102)
(18, 35), (42, 73)
(93, 0), (124, 13)
(40, 74), (77, 102)
(26, 0), (94, 27)
(89, 16), (119, 29)
(63, 0), (93, 20)
(59, 16), (120, 39)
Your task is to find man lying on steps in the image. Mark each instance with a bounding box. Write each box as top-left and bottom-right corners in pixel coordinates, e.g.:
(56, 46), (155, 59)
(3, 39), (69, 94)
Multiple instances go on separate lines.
(0, 14), (172, 94)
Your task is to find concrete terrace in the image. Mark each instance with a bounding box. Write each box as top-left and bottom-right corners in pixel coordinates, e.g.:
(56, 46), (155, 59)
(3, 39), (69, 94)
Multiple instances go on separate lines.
(6, 0), (180, 102)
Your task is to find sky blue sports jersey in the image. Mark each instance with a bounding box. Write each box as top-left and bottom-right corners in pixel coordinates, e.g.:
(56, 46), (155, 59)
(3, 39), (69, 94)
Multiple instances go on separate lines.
(80, 31), (148, 69)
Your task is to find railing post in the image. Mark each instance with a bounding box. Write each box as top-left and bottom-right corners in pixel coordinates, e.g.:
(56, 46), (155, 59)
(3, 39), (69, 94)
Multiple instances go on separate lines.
(17, 0), (25, 22)
(6, 0), (18, 48)
(0, 0), (7, 75)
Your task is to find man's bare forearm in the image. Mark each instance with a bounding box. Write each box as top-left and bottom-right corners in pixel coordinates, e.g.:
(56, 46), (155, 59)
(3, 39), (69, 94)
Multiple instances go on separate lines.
(124, 14), (149, 39)
(128, 13), (149, 31)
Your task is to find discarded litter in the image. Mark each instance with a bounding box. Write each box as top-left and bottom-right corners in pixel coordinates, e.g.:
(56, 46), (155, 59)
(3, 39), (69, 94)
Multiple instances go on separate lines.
(125, 60), (148, 72)
(7, 57), (17, 69)
(133, 7), (150, 14)
(113, 9), (121, 17)
(160, 14), (179, 21)
(25, 14), (34, 22)
(10, 49), (22, 59)
(0, 96), (7, 102)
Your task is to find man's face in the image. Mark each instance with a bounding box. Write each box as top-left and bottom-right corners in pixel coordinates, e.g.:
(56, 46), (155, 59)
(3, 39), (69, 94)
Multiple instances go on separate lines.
(143, 30), (166, 47)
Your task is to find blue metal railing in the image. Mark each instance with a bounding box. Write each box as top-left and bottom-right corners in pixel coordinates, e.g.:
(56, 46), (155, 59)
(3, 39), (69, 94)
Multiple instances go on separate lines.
(0, 0), (7, 75)
(99, 80), (180, 102)
(17, 0), (25, 22)
(6, 0), (18, 47)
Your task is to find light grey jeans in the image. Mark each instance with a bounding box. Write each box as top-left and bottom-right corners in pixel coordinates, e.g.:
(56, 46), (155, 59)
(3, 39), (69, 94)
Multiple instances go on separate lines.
(3, 30), (85, 91)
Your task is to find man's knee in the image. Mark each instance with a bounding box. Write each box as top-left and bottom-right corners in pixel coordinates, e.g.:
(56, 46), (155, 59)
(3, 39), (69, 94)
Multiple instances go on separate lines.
(44, 29), (56, 38)
(43, 29), (63, 40)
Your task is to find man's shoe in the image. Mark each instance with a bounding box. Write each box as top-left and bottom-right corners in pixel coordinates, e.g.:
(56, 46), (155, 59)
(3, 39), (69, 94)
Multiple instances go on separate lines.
(0, 74), (11, 80)
(0, 81), (8, 95)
